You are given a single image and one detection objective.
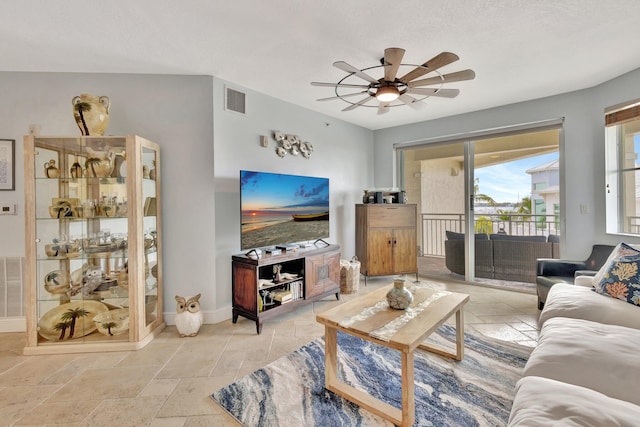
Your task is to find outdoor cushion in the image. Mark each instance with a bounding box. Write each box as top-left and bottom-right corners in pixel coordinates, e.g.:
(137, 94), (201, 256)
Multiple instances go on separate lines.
(509, 376), (640, 426)
(445, 231), (488, 240)
(539, 283), (640, 330)
(490, 234), (547, 242)
(524, 317), (640, 404)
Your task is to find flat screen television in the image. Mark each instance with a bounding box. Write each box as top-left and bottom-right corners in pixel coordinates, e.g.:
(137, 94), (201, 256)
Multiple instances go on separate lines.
(240, 170), (330, 250)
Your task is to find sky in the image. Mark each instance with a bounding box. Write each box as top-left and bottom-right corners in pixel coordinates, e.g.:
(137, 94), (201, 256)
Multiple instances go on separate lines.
(240, 170), (329, 213)
(474, 152), (558, 203)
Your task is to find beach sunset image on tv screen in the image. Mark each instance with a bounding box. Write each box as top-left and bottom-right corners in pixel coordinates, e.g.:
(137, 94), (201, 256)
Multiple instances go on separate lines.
(240, 170), (329, 250)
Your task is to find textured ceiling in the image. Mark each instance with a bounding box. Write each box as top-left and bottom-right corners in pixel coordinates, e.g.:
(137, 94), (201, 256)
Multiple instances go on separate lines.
(2, 1), (640, 130)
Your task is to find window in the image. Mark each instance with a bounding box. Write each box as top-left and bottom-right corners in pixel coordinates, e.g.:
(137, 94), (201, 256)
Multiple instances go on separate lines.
(605, 99), (640, 235)
(533, 182), (547, 191)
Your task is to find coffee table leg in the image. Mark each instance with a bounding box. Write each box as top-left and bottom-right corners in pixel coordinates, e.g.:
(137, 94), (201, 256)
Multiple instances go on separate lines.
(324, 326), (338, 389)
(417, 307), (466, 361)
(401, 351), (415, 427)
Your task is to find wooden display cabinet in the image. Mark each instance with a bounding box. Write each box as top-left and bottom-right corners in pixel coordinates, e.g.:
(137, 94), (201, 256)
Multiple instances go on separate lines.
(23, 135), (164, 354)
(356, 204), (418, 280)
(232, 244), (340, 334)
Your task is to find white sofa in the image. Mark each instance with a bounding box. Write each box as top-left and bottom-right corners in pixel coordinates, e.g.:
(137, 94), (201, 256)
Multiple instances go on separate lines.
(508, 280), (640, 426)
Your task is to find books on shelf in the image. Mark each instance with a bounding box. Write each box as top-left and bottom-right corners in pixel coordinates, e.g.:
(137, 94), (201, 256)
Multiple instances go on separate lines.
(269, 280), (304, 304)
(273, 290), (292, 303)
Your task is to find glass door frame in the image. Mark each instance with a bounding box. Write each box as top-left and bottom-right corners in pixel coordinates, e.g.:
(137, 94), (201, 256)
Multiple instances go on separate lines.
(394, 118), (565, 283)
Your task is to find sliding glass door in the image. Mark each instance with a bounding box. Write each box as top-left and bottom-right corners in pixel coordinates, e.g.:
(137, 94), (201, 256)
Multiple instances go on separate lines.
(398, 122), (561, 285)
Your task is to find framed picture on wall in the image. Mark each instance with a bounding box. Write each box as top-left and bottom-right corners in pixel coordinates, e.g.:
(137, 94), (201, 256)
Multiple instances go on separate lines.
(0, 139), (15, 191)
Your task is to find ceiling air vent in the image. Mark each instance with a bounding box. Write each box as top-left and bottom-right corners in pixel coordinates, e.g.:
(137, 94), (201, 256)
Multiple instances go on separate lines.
(225, 87), (246, 115)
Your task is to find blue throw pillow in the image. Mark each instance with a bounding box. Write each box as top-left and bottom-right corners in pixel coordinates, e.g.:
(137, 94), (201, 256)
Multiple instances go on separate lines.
(592, 243), (640, 306)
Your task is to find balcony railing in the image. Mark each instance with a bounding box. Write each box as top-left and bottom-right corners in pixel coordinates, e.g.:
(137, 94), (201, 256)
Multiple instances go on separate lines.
(420, 213), (559, 257)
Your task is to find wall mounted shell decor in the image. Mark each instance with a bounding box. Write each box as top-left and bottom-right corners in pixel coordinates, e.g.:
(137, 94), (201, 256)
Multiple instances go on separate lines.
(271, 130), (312, 159)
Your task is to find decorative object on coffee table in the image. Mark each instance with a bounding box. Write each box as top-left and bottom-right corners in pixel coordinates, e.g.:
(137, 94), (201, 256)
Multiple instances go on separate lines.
(386, 278), (413, 309)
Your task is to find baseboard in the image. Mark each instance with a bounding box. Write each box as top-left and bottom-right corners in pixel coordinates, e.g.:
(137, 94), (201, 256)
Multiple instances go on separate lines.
(0, 316), (26, 333)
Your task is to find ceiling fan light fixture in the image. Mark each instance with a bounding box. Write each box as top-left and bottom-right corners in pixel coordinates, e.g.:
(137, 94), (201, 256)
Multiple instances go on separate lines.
(376, 86), (400, 102)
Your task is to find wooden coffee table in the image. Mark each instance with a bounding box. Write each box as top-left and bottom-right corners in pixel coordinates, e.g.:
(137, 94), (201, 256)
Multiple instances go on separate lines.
(315, 283), (469, 427)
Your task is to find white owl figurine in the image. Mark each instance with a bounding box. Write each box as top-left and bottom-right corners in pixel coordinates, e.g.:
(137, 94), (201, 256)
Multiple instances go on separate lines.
(175, 293), (203, 337)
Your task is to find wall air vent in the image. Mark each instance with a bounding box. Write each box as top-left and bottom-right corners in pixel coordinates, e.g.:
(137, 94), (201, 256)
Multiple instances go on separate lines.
(225, 87), (246, 115)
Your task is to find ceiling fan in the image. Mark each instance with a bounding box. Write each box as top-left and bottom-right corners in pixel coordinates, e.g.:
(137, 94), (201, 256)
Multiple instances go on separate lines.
(311, 48), (475, 115)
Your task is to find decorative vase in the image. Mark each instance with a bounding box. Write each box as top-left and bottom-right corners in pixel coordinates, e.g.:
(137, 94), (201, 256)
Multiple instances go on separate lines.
(72, 94), (110, 136)
(70, 156), (83, 178)
(84, 149), (114, 178)
(386, 278), (413, 310)
(149, 161), (156, 180)
(44, 159), (60, 178)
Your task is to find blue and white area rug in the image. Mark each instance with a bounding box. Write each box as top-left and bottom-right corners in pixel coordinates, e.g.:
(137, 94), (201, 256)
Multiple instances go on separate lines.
(210, 325), (531, 426)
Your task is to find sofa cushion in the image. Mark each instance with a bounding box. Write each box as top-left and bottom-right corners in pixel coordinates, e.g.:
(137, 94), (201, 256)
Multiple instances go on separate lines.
(592, 242), (640, 306)
(508, 376), (640, 426)
(539, 283), (640, 330)
(524, 317), (640, 404)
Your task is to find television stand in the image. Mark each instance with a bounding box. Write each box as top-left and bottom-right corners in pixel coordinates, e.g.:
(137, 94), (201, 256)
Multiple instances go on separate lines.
(232, 244), (340, 334)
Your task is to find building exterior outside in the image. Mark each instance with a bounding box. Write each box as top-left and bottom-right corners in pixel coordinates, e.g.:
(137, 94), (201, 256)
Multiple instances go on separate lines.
(526, 159), (560, 229)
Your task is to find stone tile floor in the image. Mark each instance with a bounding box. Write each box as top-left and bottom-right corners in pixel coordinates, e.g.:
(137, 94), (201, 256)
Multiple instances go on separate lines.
(0, 276), (538, 426)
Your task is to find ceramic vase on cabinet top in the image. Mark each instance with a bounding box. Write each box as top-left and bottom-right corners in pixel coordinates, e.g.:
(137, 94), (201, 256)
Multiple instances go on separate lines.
(72, 94), (110, 136)
(386, 278), (413, 310)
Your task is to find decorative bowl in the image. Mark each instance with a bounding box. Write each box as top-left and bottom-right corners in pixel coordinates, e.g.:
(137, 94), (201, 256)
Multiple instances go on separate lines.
(93, 308), (129, 336)
(44, 270), (71, 295)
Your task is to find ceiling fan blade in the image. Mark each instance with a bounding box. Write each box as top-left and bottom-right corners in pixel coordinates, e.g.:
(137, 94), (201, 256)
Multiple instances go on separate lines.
(399, 94), (425, 110)
(377, 103), (391, 115)
(408, 69), (476, 87)
(333, 61), (379, 83)
(406, 87), (460, 98)
(311, 82), (370, 89)
(316, 91), (368, 102)
(342, 95), (375, 111)
(399, 52), (460, 83)
(383, 47), (405, 82)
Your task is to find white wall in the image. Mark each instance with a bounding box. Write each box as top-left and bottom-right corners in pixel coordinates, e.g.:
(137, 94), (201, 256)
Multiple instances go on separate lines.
(0, 71), (375, 328)
(373, 68), (640, 259)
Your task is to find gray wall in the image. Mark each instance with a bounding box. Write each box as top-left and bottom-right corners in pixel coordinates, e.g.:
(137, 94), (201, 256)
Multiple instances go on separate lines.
(373, 68), (640, 260)
(212, 78), (373, 320)
(0, 71), (374, 326)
